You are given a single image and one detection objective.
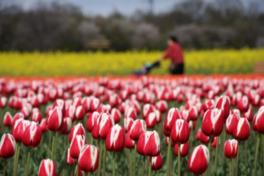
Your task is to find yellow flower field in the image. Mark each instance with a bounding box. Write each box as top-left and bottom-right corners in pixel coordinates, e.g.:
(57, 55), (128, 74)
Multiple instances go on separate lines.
(0, 49), (263, 76)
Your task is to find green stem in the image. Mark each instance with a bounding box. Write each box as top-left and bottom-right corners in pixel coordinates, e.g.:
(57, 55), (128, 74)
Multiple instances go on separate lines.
(177, 146), (181, 176)
(166, 139), (172, 176)
(132, 147), (136, 176)
(97, 140), (102, 176)
(102, 142), (106, 176)
(253, 134), (261, 176)
(12, 145), (20, 176)
(148, 163), (151, 176)
(23, 151), (31, 176)
(51, 133), (57, 160)
(112, 152), (116, 176)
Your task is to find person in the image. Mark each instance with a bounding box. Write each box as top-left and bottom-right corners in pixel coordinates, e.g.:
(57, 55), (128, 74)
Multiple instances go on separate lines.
(133, 35), (184, 76)
(160, 35), (184, 74)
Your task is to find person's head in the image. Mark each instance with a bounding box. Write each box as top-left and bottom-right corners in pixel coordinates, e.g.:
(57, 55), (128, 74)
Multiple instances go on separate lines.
(168, 35), (178, 45)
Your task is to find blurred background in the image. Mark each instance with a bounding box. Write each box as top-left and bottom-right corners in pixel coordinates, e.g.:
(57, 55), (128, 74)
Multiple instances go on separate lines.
(0, 0), (263, 76)
(1, 0), (264, 51)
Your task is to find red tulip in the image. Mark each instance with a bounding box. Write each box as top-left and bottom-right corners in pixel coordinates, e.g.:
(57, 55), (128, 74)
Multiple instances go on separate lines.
(137, 130), (160, 156)
(188, 145), (210, 175)
(78, 144), (99, 173)
(125, 130), (135, 149)
(31, 108), (42, 122)
(59, 117), (72, 134)
(0, 133), (16, 158)
(201, 108), (224, 136)
(3, 112), (13, 127)
(47, 107), (63, 131)
(170, 119), (189, 143)
(195, 129), (210, 144)
(150, 154), (163, 170)
(155, 100), (168, 113)
(110, 108), (121, 123)
(38, 159), (56, 176)
(68, 123), (85, 142)
(224, 139), (238, 159)
(253, 106), (264, 133)
(40, 119), (48, 133)
(66, 148), (75, 165)
(97, 113), (113, 139)
(75, 105), (85, 120)
(124, 107), (137, 119)
(243, 105), (254, 121)
(216, 96), (230, 119)
(124, 117), (134, 132)
(173, 143), (189, 157)
(236, 95), (249, 112)
(146, 111), (159, 128)
(210, 136), (218, 148)
(225, 113), (239, 135)
(12, 119), (30, 142)
(143, 104), (156, 119)
(86, 111), (100, 132)
(129, 119), (146, 140)
(106, 124), (125, 151)
(163, 108), (180, 136)
(22, 122), (42, 147)
(0, 97), (7, 108)
(70, 134), (86, 159)
(233, 118), (250, 140)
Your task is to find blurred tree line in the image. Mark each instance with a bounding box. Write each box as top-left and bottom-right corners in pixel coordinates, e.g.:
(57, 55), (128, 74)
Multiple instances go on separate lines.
(0, 0), (263, 51)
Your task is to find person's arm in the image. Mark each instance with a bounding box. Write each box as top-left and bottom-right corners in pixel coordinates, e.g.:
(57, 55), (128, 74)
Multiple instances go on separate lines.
(162, 47), (170, 60)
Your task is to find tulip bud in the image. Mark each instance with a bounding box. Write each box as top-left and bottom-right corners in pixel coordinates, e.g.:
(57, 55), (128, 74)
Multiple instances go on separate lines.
(216, 96), (230, 119)
(125, 130), (135, 149)
(70, 134), (86, 159)
(38, 159), (56, 176)
(97, 113), (112, 139)
(47, 107), (63, 131)
(130, 119), (146, 140)
(59, 117), (72, 134)
(124, 117), (134, 132)
(22, 122), (42, 147)
(66, 148), (75, 165)
(225, 113), (239, 135)
(110, 108), (121, 124)
(170, 119), (189, 144)
(0, 133), (16, 158)
(68, 123), (85, 142)
(188, 145), (210, 175)
(31, 108), (42, 122)
(224, 139), (238, 159)
(146, 111), (158, 128)
(12, 119), (30, 142)
(201, 108), (224, 136)
(195, 129), (209, 144)
(137, 130), (160, 156)
(234, 118), (250, 140)
(150, 154), (163, 171)
(253, 106), (264, 133)
(0, 97), (7, 108)
(236, 95), (249, 112)
(155, 100), (168, 113)
(78, 144), (99, 173)
(163, 108), (180, 136)
(173, 143), (189, 157)
(86, 111), (100, 132)
(75, 106), (85, 120)
(3, 112), (13, 127)
(106, 124), (125, 152)
(143, 104), (155, 119)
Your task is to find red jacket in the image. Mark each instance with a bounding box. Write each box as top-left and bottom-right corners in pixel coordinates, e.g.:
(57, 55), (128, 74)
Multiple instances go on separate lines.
(162, 42), (184, 64)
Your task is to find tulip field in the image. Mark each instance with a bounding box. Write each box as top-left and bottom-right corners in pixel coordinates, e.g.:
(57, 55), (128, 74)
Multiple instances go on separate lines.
(0, 76), (264, 176)
(0, 49), (263, 76)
